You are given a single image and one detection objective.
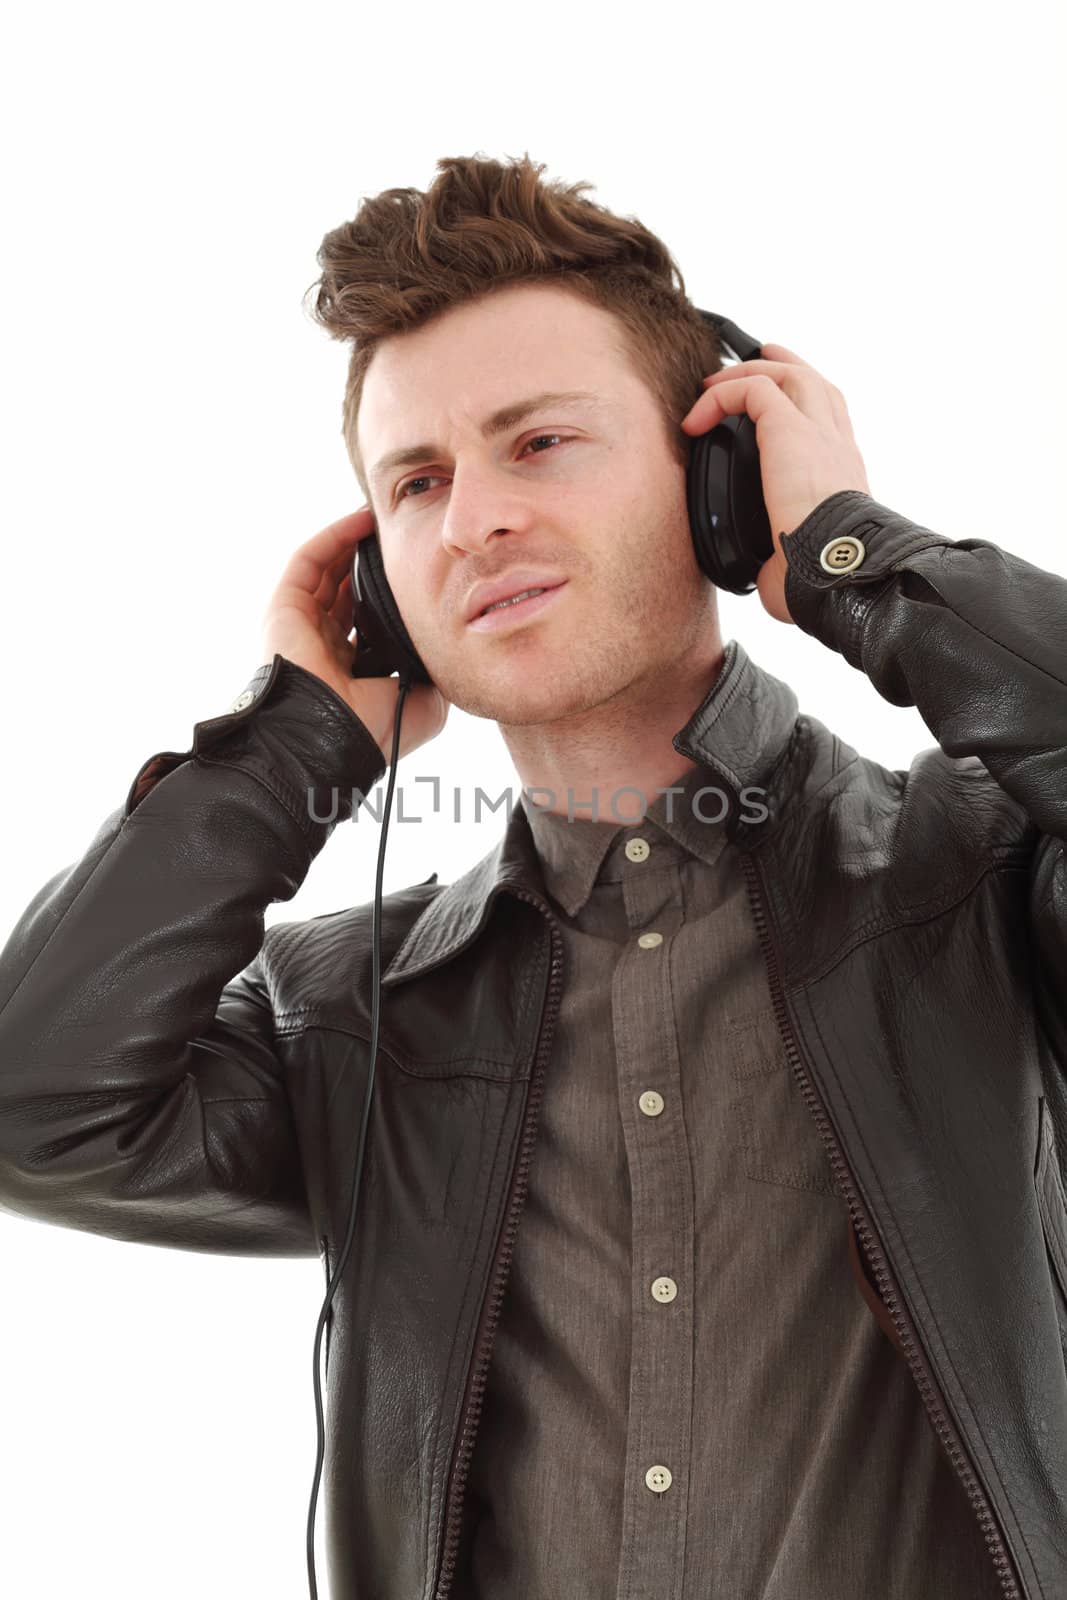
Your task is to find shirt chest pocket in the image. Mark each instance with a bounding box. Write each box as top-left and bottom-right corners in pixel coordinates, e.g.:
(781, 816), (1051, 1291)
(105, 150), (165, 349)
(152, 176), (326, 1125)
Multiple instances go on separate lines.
(727, 1004), (841, 1198)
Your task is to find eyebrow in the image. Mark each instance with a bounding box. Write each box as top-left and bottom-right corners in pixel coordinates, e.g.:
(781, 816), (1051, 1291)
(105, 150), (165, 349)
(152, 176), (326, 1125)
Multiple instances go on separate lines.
(368, 389), (606, 490)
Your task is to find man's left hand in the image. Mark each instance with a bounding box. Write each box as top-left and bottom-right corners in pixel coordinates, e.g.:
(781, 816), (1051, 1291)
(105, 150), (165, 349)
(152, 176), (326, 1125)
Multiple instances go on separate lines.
(679, 343), (872, 624)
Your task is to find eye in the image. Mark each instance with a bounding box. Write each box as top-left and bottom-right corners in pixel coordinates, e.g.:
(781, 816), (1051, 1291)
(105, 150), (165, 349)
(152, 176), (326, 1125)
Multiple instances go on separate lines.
(395, 434), (570, 502)
(397, 473), (445, 502)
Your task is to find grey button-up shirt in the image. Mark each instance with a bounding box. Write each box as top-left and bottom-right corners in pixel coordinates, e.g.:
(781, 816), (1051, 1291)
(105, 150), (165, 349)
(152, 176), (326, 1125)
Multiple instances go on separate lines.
(457, 752), (1002, 1596)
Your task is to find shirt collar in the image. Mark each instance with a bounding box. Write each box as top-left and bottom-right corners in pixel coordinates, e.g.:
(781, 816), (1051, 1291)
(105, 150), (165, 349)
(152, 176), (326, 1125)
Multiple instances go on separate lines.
(519, 759), (731, 917)
(381, 636), (798, 989)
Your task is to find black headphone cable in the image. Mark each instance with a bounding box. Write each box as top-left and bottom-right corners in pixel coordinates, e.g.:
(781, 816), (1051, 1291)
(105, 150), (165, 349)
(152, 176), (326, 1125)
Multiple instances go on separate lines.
(306, 666), (413, 1599)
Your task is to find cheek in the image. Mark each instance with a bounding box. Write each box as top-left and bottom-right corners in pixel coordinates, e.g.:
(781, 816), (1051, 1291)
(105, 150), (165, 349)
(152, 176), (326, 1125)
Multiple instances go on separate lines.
(383, 544), (431, 618)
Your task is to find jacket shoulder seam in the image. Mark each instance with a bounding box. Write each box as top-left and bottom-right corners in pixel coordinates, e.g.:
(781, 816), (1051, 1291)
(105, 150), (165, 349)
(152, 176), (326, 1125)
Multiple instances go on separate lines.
(791, 857), (1028, 991)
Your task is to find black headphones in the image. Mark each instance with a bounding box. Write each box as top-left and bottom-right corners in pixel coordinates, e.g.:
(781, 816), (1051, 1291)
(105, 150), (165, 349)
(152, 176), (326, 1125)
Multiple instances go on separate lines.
(347, 308), (772, 683)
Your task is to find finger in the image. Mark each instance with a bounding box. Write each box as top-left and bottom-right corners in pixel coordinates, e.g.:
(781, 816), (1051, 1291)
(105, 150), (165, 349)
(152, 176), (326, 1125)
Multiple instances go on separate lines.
(679, 373), (799, 435)
(328, 571), (355, 632)
(700, 363), (836, 426)
(700, 358), (822, 390)
(759, 344), (854, 433)
(314, 542), (358, 612)
(276, 506), (376, 599)
(318, 607), (357, 664)
(758, 342), (814, 368)
(682, 370), (833, 434)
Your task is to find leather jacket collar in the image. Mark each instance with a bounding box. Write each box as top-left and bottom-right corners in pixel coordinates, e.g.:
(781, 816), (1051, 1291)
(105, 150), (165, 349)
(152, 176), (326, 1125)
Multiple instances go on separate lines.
(381, 637), (800, 989)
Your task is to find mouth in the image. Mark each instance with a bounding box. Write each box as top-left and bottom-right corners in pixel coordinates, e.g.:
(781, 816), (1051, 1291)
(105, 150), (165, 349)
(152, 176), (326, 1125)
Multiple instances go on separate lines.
(466, 582), (567, 633)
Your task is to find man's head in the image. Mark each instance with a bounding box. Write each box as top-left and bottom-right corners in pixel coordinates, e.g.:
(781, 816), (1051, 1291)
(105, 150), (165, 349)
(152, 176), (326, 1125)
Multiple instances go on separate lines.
(307, 153), (724, 727)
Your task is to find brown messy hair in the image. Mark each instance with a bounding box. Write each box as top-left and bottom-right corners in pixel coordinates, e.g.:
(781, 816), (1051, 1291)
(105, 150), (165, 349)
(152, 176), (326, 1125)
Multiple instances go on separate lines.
(305, 152), (722, 505)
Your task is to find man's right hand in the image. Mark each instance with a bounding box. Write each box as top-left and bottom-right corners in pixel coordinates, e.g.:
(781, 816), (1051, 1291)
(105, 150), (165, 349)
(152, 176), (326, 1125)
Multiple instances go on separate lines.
(262, 506), (450, 764)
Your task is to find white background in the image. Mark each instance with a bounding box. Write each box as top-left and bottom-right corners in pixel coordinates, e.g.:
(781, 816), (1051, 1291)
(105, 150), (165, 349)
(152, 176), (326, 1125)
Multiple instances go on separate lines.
(1, 2), (1064, 1595)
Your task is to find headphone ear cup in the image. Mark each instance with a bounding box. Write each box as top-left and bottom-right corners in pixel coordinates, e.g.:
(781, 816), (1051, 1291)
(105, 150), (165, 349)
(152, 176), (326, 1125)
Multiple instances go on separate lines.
(686, 414), (775, 596)
(351, 531), (434, 683)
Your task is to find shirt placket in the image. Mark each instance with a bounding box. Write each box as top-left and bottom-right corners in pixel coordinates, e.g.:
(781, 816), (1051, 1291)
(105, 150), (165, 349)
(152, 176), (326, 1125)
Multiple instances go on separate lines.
(610, 834), (695, 1600)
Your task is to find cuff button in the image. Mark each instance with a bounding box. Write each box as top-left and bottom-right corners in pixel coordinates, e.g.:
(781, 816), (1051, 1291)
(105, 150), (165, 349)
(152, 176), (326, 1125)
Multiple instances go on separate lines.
(229, 690), (256, 712)
(819, 535), (866, 574)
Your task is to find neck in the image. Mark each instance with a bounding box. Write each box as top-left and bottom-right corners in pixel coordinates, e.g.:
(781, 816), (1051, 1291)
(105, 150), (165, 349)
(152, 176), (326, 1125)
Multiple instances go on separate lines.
(499, 635), (727, 823)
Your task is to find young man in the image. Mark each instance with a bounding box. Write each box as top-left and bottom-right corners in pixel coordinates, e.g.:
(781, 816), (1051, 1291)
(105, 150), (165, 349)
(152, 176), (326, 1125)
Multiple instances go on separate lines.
(0, 154), (1064, 1599)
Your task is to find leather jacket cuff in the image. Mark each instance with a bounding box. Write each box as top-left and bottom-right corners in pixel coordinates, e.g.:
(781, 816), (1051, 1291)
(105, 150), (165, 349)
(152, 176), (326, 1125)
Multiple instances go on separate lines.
(780, 491), (954, 668)
(125, 656), (388, 844)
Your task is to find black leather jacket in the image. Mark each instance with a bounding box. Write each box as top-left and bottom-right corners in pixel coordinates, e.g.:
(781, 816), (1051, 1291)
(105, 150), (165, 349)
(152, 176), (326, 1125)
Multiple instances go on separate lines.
(0, 491), (1064, 1599)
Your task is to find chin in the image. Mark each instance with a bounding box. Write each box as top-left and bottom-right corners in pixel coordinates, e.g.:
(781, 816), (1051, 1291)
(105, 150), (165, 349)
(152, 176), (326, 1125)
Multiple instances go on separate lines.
(451, 686), (571, 726)
(440, 657), (579, 724)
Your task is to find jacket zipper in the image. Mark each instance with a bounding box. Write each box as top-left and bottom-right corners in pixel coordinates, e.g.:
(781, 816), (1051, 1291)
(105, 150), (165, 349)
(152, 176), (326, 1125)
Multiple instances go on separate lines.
(432, 890), (564, 1600)
(739, 846), (1023, 1600)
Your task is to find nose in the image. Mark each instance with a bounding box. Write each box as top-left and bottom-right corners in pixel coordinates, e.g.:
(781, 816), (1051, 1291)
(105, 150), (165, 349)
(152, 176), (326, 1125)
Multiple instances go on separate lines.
(437, 459), (536, 558)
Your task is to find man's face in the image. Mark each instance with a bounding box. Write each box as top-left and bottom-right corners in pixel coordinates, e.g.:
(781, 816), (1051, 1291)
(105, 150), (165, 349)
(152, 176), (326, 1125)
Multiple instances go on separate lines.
(356, 282), (715, 724)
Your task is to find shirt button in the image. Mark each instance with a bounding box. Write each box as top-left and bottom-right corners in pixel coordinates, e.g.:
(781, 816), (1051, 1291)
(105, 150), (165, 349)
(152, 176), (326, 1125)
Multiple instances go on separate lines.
(651, 1276), (678, 1304)
(819, 535), (866, 574)
(229, 690), (255, 712)
(645, 1464), (673, 1493)
(637, 932), (663, 950)
(625, 838), (650, 863)
(639, 1090), (665, 1117)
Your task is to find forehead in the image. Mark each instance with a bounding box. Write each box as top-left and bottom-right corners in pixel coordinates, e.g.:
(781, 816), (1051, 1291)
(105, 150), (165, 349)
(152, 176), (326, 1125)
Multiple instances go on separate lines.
(356, 284), (637, 465)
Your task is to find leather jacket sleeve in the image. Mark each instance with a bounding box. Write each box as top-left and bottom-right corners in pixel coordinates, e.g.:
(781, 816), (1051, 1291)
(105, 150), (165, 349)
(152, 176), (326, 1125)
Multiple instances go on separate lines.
(780, 490), (1067, 1078)
(0, 655), (387, 1256)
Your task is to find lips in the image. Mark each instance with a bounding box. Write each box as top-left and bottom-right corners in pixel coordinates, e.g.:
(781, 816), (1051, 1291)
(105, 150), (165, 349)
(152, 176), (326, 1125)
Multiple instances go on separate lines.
(477, 585), (552, 618)
(464, 572), (567, 624)
(466, 583), (567, 633)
